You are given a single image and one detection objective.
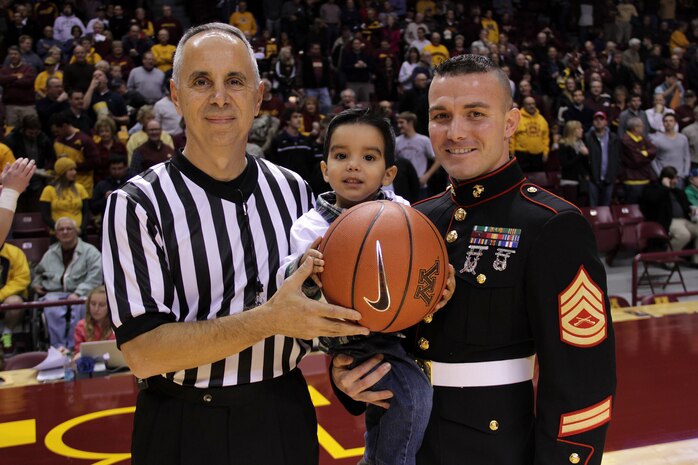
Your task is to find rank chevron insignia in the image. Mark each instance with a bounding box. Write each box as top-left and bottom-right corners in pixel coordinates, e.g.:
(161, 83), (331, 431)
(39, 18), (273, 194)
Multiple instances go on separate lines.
(558, 265), (607, 347)
(364, 240), (391, 312)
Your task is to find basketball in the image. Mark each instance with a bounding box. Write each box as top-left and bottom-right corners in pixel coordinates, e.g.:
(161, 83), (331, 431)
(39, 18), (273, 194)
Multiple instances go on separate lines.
(319, 201), (449, 333)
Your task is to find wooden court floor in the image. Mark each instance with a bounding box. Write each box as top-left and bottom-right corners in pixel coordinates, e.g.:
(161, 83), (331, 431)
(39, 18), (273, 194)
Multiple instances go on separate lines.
(1, 309), (697, 465)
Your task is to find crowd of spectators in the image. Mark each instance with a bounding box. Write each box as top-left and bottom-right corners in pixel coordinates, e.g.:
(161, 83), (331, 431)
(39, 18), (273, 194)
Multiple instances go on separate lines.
(3, 0), (698, 356)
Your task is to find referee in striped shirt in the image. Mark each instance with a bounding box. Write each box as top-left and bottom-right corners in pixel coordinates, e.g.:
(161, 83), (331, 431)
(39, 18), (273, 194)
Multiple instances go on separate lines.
(103, 23), (368, 465)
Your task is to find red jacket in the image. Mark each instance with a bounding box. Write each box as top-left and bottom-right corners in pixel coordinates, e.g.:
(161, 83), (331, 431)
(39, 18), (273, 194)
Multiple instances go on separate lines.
(0, 63), (36, 106)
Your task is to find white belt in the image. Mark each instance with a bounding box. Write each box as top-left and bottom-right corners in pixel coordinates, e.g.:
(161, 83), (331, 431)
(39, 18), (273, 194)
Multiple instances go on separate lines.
(422, 356), (536, 387)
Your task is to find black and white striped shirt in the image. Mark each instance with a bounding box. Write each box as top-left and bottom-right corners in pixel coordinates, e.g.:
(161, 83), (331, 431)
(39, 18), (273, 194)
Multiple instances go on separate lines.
(102, 151), (314, 387)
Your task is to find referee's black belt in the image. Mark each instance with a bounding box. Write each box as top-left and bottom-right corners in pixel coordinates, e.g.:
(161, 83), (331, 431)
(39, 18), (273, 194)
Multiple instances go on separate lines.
(138, 368), (303, 407)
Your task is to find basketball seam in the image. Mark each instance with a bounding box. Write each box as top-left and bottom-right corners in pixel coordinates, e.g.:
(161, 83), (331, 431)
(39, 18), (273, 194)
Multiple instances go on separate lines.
(351, 202), (386, 311)
(377, 203), (413, 332)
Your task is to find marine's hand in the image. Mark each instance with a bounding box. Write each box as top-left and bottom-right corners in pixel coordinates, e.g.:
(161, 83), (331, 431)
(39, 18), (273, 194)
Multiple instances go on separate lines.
(332, 353), (393, 409)
(1, 158), (36, 193)
(265, 257), (370, 339)
(433, 263), (456, 313)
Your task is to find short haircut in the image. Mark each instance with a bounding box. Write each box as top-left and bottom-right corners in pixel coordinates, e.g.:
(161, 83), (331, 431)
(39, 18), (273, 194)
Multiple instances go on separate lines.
(397, 111), (417, 125)
(281, 107), (302, 123)
(662, 112), (676, 122)
(172, 22), (259, 85)
(7, 45), (20, 54)
(629, 93), (642, 101)
(323, 108), (395, 167)
(433, 54), (513, 109)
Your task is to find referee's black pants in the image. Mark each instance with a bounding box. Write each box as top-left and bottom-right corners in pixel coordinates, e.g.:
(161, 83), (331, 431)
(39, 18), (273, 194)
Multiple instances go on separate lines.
(132, 368), (319, 465)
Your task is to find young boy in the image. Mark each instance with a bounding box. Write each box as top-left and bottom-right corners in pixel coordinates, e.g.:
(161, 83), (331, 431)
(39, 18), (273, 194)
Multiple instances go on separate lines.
(277, 109), (454, 465)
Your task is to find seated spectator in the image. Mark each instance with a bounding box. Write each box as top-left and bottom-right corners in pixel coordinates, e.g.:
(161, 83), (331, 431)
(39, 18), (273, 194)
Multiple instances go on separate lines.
(130, 120), (174, 174)
(654, 70), (685, 110)
(40, 157), (90, 233)
(92, 155), (129, 219)
(640, 166), (698, 263)
(126, 51), (164, 105)
(62, 90), (94, 135)
(258, 78), (286, 119)
(86, 7), (109, 35)
(0, 45), (38, 127)
(51, 112), (99, 196)
(111, 79), (146, 127)
(675, 89), (696, 130)
(126, 105), (174, 161)
(685, 168), (698, 206)
(0, 242), (30, 355)
(94, 117), (127, 185)
(90, 21), (112, 58)
(272, 45), (298, 102)
(31, 217), (102, 350)
(399, 72), (430, 135)
(150, 29), (176, 73)
(4, 115), (56, 213)
(73, 285), (114, 357)
(109, 5), (130, 43)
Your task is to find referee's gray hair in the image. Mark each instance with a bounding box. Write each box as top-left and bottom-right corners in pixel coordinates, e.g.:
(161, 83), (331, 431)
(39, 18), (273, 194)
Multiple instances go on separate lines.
(171, 22), (260, 86)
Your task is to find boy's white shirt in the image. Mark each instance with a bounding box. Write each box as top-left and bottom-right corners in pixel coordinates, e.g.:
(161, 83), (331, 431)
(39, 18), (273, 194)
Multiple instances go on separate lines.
(275, 190), (411, 290)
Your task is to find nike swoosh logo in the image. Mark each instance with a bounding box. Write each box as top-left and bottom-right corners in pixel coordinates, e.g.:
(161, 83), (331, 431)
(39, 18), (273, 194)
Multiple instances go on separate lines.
(363, 240), (391, 312)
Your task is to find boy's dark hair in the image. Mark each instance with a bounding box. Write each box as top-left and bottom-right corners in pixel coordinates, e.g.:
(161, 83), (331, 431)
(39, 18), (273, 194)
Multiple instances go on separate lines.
(20, 114), (41, 130)
(434, 54), (513, 109)
(323, 108), (395, 166)
(659, 166), (677, 180)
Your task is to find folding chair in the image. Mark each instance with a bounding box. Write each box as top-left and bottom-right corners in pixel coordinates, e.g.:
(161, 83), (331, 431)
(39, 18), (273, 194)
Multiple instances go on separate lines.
(636, 222), (687, 294)
(608, 295), (630, 309)
(6, 237), (51, 266)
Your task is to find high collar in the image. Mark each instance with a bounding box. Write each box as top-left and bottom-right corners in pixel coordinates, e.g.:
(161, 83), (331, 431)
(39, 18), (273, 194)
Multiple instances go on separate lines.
(448, 159), (526, 208)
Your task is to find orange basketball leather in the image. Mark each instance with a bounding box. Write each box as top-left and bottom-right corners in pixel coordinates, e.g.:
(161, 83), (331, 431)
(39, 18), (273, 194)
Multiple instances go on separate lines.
(319, 201), (448, 332)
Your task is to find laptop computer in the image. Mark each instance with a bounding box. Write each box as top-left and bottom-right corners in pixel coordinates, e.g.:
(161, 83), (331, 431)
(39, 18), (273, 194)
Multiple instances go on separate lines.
(79, 340), (128, 369)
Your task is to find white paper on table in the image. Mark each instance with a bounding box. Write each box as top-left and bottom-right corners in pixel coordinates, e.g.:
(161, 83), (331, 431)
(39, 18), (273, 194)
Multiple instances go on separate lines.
(33, 347), (69, 371)
(36, 367), (66, 381)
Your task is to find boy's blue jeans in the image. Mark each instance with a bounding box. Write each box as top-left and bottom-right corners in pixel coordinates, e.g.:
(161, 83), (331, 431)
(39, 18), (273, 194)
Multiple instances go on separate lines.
(330, 335), (433, 465)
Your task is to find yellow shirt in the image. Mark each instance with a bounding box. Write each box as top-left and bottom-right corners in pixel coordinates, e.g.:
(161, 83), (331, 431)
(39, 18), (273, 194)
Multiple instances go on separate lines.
(0, 243), (30, 301)
(151, 44), (177, 73)
(39, 183), (89, 228)
(669, 30), (689, 51)
(34, 70), (64, 95)
(69, 48), (102, 65)
(481, 18), (500, 44)
(422, 44), (450, 67)
(229, 11), (258, 36)
(0, 143), (16, 168)
(416, 0), (436, 15)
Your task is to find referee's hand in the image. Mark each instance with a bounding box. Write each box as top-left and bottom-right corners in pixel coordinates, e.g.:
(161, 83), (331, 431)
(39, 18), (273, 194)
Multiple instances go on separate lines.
(266, 257), (370, 340)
